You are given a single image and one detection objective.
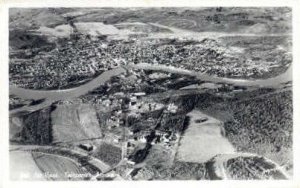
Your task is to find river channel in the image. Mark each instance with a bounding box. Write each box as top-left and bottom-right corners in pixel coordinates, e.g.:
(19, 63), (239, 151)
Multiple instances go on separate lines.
(10, 63), (292, 101)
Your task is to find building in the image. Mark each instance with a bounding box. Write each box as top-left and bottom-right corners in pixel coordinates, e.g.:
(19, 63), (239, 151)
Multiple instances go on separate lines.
(78, 143), (94, 151)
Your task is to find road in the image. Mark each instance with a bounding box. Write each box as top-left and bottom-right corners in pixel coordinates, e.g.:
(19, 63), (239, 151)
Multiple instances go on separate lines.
(147, 22), (291, 40)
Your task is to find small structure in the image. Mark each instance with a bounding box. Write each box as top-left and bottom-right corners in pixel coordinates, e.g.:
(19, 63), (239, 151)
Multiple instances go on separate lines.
(133, 92), (146, 99)
(195, 117), (208, 123)
(127, 160), (136, 165)
(114, 92), (125, 98)
(130, 96), (138, 107)
(167, 103), (178, 113)
(138, 135), (147, 143)
(78, 143), (94, 151)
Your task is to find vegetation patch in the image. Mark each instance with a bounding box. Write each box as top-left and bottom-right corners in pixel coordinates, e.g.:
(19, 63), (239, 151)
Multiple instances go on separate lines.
(93, 142), (122, 166)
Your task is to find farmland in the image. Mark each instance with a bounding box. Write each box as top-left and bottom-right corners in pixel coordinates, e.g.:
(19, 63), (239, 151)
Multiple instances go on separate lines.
(51, 104), (102, 144)
(32, 152), (87, 180)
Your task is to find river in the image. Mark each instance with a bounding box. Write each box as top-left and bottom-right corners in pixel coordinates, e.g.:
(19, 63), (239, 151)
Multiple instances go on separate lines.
(131, 63), (292, 87)
(10, 67), (126, 100)
(9, 63), (292, 115)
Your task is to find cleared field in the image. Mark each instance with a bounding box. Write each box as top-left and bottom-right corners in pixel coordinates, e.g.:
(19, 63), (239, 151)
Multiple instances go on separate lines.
(10, 151), (45, 181)
(51, 104), (102, 143)
(32, 152), (87, 180)
(176, 110), (235, 163)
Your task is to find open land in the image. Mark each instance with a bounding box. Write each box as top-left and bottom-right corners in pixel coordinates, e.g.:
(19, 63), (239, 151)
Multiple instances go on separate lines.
(176, 110), (235, 163)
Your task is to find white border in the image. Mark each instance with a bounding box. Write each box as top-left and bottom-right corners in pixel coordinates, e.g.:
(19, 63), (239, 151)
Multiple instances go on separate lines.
(1, 1), (299, 188)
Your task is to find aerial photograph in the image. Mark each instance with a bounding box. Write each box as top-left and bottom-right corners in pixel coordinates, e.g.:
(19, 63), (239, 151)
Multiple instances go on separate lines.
(9, 7), (292, 180)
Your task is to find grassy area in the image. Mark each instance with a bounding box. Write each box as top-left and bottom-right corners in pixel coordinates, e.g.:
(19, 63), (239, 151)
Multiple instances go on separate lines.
(31, 147), (101, 174)
(93, 142), (122, 166)
(144, 144), (173, 167)
(176, 110), (234, 163)
(32, 152), (87, 180)
(132, 161), (207, 180)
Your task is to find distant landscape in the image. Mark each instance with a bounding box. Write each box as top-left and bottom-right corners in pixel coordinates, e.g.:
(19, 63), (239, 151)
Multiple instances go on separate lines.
(9, 7), (292, 180)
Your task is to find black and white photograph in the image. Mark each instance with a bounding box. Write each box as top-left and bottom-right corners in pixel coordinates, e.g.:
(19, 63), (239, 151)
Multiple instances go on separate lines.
(4, 6), (295, 182)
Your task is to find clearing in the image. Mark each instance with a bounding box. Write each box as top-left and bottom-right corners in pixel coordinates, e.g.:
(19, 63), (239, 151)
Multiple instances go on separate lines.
(176, 110), (235, 163)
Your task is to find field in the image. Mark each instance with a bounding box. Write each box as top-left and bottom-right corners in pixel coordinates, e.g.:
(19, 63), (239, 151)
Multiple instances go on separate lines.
(93, 142), (122, 166)
(176, 110), (235, 163)
(32, 152), (87, 180)
(114, 22), (172, 33)
(9, 106), (54, 145)
(144, 144), (173, 167)
(51, 104), (102, 143)
(10, 150), (91, 180)
(10, 151), (45, 180)
(131, 161), (208, 180)
(9, 102), (113, 178)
